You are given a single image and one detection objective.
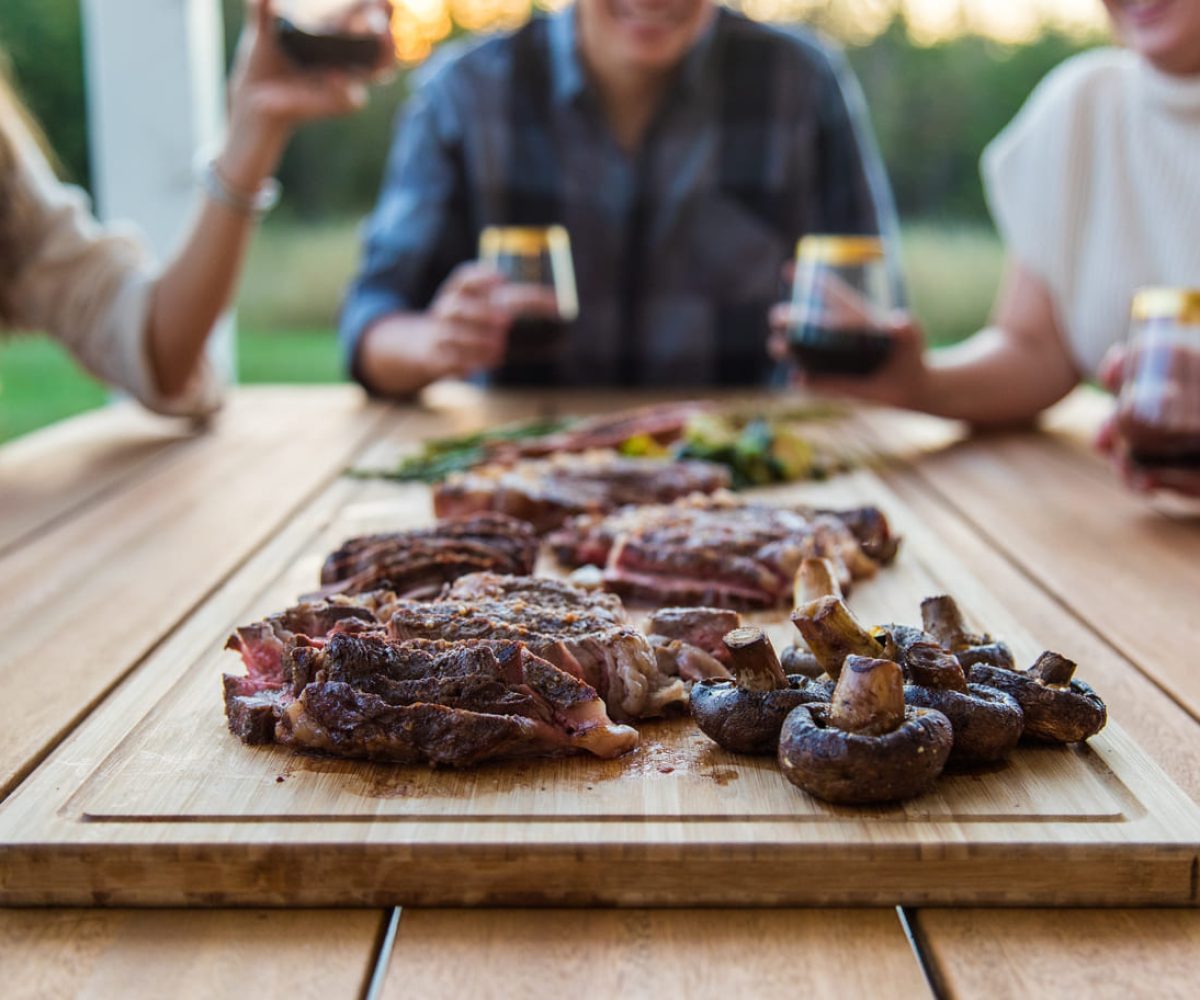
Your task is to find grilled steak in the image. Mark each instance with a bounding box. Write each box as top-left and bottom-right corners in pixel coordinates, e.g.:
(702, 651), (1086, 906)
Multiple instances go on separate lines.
(549, 493), (897, 610)
(277, 635), (638, 766)
(385, 580), (685, 721)
(488, 401), (715, 461)
(433, 451), (730, 532)
(318, 513), (538, 598)
(644, 607), (741, 663)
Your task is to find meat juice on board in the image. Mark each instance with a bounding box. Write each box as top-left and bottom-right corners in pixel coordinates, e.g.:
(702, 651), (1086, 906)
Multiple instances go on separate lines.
(1117, 289), (1200, 470)
(786, 235), (895, 378)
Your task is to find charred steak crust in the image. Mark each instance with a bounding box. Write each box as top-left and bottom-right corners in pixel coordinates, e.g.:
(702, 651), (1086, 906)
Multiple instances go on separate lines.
(223, 575), (701, 763)
(549, 495), (897, 610)
(433, 452), (731, 532)
(319, 513), (538, 597)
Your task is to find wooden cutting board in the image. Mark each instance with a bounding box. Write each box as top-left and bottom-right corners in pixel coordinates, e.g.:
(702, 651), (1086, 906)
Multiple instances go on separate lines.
(0, 466), (1197, 907)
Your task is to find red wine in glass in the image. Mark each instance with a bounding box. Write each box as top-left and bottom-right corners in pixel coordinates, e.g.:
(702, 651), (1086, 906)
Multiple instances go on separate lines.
(275, 16), (380, 70)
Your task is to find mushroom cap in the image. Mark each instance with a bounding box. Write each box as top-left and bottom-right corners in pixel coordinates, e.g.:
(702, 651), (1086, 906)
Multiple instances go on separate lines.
(777, 703), (953, 804)
(779, 644), (826, 680)
(690, 676), (834, 755)
(954, 642), (1016, 671)
(903, 683), (1023, 764)
(969, 664), (1107, 744)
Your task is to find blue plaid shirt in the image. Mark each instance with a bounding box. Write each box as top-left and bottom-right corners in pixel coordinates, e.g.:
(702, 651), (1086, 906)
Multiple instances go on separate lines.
(341, 8), (899, 387)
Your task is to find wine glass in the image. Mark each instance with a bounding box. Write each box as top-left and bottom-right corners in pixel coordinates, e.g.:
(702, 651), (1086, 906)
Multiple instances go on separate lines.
(478, 225), (579, 366)
(786, 235), (895, 377)
(274, 0), (391, 71)
(1116, 287), (1200, 471)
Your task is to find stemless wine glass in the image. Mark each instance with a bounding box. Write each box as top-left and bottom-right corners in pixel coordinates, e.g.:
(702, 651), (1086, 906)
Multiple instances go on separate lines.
(786, 235), (895, 377)
(1117, 287), (1200, 470)
(274, 0), (390, 70)
(478, 225), (579, 366)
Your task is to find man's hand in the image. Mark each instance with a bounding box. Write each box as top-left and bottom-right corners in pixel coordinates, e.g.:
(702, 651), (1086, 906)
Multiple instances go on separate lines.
(358, 263), (520, 397)
(424, 263), (514, 375)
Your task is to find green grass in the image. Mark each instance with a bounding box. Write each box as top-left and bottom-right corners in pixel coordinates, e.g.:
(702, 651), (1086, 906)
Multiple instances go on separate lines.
(901, 222), (1005, 347)
(0, 218), (1005, 444)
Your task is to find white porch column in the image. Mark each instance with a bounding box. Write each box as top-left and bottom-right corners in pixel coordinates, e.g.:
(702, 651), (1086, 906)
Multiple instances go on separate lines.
(80, 0), (236, 382)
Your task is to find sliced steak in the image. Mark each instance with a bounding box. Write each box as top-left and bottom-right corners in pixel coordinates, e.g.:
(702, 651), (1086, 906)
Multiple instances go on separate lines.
(385, 589), (685, 721)
(549, 494), (896, 610)
(488, 401), (715, 461)
(434, 451), (730, 532)
(644, 606), (740, 674)
(319, 513), (538, 598)
(275, 635), (638, 766)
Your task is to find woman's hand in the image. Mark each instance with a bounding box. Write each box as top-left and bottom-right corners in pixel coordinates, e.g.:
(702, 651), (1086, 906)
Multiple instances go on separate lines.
(1094, 344), (1200, 498)
(219, 0), (394, 194)
(768, 307), (932, 409)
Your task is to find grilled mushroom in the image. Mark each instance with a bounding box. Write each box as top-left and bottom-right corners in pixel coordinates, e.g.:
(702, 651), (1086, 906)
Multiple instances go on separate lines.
(777, 656), (953, 804)
(970, 652), (1107, 744)
(884, 624), (1022, 765)
(690, 627), (832, 754)
(920, 594), (1015, 671)
(782, 558), (845, 680)
(790, 596), (886, 680)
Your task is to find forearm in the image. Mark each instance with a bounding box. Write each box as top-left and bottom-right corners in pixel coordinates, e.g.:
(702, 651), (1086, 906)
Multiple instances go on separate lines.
(356, 314), (447, 398)
(146, 128), (287, 398)
(917, 327), (1080, 428)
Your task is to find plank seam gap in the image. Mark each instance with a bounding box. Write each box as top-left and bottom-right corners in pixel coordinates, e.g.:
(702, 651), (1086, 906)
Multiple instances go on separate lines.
(898, 907), (950, 1000)
(890, 459), (1200, 729)
(0, 404), (392, 805)
(362, 907), (402, 1000)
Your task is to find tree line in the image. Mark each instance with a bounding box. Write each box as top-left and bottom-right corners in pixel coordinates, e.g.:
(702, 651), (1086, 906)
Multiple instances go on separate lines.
(0, 1), (1096, 223)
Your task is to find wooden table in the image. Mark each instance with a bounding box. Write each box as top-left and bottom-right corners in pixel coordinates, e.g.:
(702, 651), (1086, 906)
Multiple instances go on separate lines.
(1, 384), (1198, 998)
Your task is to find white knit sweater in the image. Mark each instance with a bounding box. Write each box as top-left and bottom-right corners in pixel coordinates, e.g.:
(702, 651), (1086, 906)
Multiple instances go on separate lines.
(982, 47), (1200, 377)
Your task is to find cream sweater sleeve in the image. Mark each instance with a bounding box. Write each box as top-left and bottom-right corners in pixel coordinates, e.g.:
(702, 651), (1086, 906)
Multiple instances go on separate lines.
(4, 121), (222, 418)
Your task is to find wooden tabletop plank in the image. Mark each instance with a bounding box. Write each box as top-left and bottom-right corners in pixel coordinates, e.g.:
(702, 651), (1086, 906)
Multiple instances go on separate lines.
(871, 426), (1200, 996)
(0, 908), (386, 1000)
(915, 909), (1200, 1000)
(856, 403), (1200, 721)
(0, 386), (387, 800)
(0, 402), (195, 556)
(380, 909), (931, 1000)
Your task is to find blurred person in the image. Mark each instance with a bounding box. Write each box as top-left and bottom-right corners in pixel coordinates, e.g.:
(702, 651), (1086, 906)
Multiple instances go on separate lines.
(0, 0), (391, 418)
(778, 0), (1200, 498)
(342, 0), (898, 395)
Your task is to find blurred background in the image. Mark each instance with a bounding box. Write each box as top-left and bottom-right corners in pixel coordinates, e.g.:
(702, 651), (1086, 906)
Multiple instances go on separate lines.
(0, 0), (1106, 441)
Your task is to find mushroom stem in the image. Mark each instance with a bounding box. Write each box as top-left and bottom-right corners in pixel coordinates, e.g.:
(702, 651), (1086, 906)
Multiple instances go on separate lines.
(920, 594), (976, 650)
(828, 656), (906, 736)
(794, 557), (844, 609)
(791, 596), (883, 680)
(1029, 651), (1077, 687)
(723, 627), (788, 692)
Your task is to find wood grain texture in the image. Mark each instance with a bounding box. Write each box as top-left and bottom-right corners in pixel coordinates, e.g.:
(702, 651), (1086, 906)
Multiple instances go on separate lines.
(0, 907), (385, 1000)
(382, 909), (931, 1000)
(1, 437), (1196, 906)
(0, 387), (386, 799)
(0, 402), (192, 556)
(916, 909), (1200, 1000)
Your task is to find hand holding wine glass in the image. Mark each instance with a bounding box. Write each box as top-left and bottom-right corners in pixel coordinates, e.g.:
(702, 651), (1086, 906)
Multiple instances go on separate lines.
(220, 0), (395, 198)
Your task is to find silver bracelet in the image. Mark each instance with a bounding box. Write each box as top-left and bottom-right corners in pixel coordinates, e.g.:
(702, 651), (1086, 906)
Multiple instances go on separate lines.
(198, 159), (282, 218)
